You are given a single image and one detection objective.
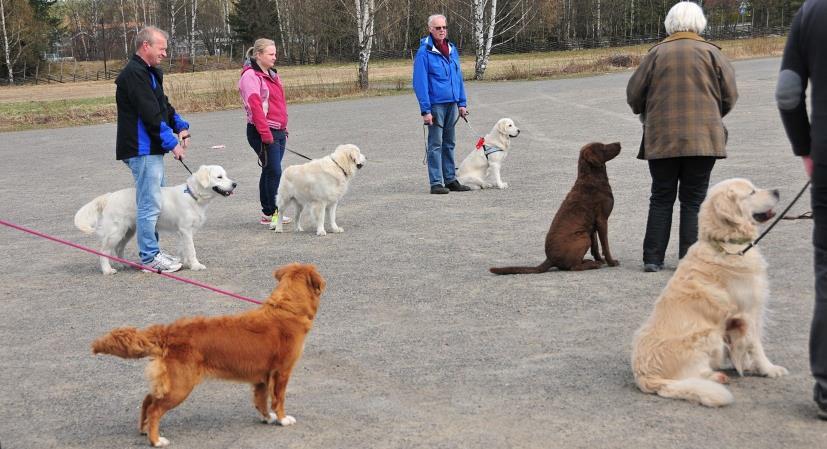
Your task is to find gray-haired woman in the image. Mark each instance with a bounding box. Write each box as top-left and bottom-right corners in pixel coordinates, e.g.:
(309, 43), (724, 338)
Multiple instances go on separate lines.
(626, 1), (738, 272)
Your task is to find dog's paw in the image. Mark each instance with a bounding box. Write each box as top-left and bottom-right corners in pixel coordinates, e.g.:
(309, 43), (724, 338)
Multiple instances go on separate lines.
(710, 371), (730, 384)
(607, 259), (620, 267)
(316, 229), (327, 236)
(102, 267), (118, 275)
(497, 182), (509, 189)
(481, 182), (493, 189)
(763, 364), (789, 378)
(270, 224), (283, 233)
(332, 226), (344, 233)
(278, 415), (297, 426)
(190, 262), (206, 271)
(152, 436), (170, 447)
(263, 412), (278, 424)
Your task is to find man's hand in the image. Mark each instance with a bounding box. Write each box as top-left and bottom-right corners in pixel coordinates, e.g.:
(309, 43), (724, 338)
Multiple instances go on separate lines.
(459, 107), (468, 118)
(803, 155), (814, 178)
(172, 144), (185, 160)
(423, 113), (433, 126)
(179, 129), (191, 149)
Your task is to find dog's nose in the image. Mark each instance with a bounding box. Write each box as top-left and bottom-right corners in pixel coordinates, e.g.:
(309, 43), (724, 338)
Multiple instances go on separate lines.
(232, 182), (238, 188)
(771, 189), (780, 199)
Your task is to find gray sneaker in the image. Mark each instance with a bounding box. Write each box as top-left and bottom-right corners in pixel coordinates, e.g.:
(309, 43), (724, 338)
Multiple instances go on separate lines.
(142, 253), (183, 273)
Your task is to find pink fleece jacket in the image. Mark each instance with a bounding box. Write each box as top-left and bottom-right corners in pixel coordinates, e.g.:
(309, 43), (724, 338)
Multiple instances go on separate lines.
(238, 63), (288, 144)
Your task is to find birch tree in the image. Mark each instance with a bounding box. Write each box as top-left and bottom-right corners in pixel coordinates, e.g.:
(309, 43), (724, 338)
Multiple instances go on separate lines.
(466, 0), (537, 80)
(0, 0), (13, 84)
(189, 0), (198, 61)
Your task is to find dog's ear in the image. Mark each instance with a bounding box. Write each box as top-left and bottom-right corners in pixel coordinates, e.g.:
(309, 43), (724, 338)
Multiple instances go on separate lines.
(710, 188), (747, 227)
(348, 146), (361, 164)
(273, 264), (296, 281)
(497, 119), (510, 135)
(195, 166), (211, 188)
(305, 266), (326, 295)
(581, 144), (603, 166)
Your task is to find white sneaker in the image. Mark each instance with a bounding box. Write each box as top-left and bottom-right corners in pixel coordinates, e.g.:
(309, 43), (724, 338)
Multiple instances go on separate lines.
(142, 253), (183, 273)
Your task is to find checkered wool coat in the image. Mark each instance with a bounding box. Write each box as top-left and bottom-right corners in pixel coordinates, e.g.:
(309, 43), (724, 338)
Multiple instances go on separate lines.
(626, 32), (738, 160)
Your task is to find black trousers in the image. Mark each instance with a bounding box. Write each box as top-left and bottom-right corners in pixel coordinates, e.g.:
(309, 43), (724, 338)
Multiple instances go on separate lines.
(811, 161), (827, 410)
(643, 156), (716, 265)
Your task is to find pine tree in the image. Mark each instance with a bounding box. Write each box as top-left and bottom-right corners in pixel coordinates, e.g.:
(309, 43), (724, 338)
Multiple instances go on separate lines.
(228, 0), (280, 51)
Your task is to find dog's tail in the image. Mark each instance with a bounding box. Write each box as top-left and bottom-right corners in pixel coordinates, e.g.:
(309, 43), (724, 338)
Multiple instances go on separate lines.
(638, 376), (734, 407)
(91, 326), (164, 359)
(490, 259), (554, 275)
(74, 193), (109, 234)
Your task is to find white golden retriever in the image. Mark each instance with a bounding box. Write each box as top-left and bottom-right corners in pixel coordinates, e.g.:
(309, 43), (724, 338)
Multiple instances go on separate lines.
(74, 165), (236, 274)
(272, 144), (365, 236)
(456, 118), (520, 189)
(631, 178), (787, 407)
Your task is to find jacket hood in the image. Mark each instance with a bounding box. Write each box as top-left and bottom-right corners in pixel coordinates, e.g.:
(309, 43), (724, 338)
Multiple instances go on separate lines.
(241, 59), (278, 77)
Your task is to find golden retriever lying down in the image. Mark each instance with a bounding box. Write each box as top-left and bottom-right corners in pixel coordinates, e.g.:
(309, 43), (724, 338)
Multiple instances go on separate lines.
(632, 179), (788, 407)
(92, 263), (325, 447)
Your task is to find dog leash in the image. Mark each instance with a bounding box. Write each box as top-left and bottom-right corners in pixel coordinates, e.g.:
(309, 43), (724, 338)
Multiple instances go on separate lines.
(421, 114), (464, 164)
(739, 180), (811, 255)
(178, 158), (194, 174)
(0, 219), (263, 305)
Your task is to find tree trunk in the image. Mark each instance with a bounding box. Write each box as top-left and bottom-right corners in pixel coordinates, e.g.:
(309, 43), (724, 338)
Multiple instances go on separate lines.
(0, 0), (12, 84)
(355, 0), (376, 90)
(189, 0), (198, 62)
(274, 0), (290, 60)
(119, 0), (129, 59)
(473, 0), (497, 80)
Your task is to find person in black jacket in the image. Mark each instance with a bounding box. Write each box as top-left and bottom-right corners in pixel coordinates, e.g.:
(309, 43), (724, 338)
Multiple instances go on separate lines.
(775, 0), (827, 420)
(115, 26), (189, 273)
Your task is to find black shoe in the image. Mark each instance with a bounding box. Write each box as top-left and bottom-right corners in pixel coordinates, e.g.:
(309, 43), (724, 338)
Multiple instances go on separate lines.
(818, 407), (827, 421)
(643, 263), (663, 272)
(446, 180), (471, 192)
(430, 185), (450, 194)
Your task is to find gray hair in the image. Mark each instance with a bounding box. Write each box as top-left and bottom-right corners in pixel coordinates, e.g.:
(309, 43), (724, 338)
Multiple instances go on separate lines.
(664, 1), (707, 35)
(427, 14), (447, 28)
(135, 26), (169, 50)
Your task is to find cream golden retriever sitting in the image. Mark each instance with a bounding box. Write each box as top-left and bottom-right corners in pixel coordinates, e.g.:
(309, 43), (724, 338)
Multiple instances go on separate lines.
(74, 165), (236, 274)
(272, 144), (365, 236)
(457, 118), (520, 189)
(632, 178), (787, 407)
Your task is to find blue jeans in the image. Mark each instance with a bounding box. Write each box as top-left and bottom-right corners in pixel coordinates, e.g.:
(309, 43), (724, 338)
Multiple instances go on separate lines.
(124, 154), (166, 264)
(247, 124), (286, 216)
(643, 156), (716, 264)
(426, 103), (459, 187)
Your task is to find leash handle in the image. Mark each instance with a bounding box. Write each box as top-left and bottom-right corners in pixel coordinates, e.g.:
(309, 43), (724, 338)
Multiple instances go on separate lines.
(740, 180), (811, 255)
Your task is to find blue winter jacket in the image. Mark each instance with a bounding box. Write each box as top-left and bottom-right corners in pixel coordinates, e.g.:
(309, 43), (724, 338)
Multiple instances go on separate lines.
(412, 35), (467, 115)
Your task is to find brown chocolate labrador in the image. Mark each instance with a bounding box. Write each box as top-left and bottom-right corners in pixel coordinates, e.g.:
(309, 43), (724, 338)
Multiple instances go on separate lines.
(490, 142), (621, 274)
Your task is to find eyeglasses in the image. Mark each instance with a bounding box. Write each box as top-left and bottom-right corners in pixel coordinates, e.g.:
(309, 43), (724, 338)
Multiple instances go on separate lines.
(432, 26), (448, 30)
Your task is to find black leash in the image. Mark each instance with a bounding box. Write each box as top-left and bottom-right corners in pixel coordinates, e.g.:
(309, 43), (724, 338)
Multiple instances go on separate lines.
(739, 181), (811, 255)
(178, 158), (193, 174)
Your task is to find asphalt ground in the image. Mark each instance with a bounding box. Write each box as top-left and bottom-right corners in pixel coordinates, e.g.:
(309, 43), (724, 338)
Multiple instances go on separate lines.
(1, 57), (825, 448)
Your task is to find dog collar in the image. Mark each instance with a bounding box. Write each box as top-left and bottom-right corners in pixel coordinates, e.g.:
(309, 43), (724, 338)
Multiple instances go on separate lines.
(709, 238), (752, 255)
(184, 182), (200, 201)
(329, 156), (348, 178)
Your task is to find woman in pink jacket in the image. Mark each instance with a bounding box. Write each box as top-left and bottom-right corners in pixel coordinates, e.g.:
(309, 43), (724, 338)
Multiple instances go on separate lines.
(239, 38), (291, 226)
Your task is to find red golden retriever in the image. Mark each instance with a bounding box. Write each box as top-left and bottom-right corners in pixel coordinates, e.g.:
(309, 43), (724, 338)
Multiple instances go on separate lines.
(490, 142), (621, 274)
(91, 263), (325, 447)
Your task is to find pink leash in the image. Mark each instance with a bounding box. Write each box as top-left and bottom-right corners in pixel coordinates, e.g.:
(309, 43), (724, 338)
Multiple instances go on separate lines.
(0, 219), (263, 305)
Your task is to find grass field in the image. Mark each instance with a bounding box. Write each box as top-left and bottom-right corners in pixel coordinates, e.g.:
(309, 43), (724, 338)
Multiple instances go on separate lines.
(0, 36), (786, 132)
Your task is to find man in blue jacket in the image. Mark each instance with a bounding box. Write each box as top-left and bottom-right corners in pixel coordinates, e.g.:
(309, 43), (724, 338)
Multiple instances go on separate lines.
(775, 0), (827, 420)
(413, 14), (471, 194)
(115, 26), (189, 273)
